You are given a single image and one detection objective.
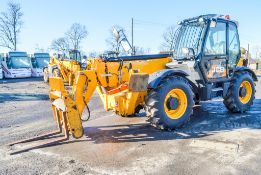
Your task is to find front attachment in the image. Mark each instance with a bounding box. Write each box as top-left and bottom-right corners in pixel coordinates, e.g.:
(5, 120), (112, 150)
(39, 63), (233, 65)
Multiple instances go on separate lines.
(49, 77), (84, 139)
(8, 107), (69, 155)
(7, 77), (84, 155)
(55, 96), (84, 139)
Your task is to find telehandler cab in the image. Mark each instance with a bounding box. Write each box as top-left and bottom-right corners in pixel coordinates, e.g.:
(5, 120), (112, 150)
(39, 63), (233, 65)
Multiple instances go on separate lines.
(9, 14), (257, 154)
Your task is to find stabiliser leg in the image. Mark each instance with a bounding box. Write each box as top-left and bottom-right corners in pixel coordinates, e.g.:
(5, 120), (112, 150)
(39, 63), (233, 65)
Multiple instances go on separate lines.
(8, 108), (70, 155)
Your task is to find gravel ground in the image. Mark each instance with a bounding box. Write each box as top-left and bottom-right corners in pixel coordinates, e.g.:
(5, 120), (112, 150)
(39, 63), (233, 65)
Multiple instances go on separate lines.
(0, 77), (261, 175)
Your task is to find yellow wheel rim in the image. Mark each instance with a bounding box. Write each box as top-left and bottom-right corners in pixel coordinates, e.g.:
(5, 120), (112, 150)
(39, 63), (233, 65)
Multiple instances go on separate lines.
(164, 88), (187, 119)
(239, 81), (252, 104)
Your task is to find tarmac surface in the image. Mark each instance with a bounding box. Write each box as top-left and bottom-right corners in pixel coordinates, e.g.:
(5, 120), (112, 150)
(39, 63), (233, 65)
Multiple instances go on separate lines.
(0, 77), (261, 175)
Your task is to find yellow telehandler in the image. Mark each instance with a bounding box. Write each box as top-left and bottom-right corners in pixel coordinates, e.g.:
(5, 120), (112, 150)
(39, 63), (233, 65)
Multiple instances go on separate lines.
(43, 50), (83, 86)
(9, 14), (258, 154)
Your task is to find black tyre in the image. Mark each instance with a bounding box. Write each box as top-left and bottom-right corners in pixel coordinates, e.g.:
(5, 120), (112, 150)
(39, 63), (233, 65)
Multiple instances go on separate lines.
(53, 69), (61, 77)
(43, 68), (49, 83)
(223, 71), (255, 113)
(145, 76), (194, 130)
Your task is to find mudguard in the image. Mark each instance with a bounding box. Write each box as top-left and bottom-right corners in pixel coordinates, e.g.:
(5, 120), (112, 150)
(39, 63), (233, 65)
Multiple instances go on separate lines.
(235, 67), (258, 81)
(48, 65), (58, 77)
(148, 69), (189, 89)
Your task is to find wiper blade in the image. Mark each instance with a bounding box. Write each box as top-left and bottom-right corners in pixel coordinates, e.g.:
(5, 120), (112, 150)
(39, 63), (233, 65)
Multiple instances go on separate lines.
(175, 57), (194, 61)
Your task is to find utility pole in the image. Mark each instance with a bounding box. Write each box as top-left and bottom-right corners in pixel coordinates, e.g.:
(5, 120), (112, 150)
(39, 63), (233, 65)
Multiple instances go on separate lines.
(131, 18), (134, 55)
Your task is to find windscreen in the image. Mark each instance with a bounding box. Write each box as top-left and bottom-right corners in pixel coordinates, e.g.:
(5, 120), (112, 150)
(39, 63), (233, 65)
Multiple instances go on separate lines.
(173, 22), (207, 59)
(8, 56), (31, 69)
(33, 54), (50, 68)
(69, 51), (81, 62)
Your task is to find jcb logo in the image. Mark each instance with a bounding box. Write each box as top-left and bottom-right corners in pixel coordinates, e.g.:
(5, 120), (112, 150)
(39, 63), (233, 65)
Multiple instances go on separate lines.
(212, 66), (225, 73)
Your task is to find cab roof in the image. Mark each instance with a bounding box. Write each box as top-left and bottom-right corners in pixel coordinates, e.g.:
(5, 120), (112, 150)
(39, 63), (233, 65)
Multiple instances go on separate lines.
(179, 14), (238, 26)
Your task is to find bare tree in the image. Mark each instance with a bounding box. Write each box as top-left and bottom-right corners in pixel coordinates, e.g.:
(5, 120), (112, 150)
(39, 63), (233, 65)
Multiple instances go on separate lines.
(65, 23), (88, 50)
(105, 25), (124, 53)
(89, 51), (97, 57)
(135, 47), (151, 55)
(161, 25), (177, 51)
(252, 45), (261, 59)
(0, 2), (23, 51)
(51, 37), (70, 53)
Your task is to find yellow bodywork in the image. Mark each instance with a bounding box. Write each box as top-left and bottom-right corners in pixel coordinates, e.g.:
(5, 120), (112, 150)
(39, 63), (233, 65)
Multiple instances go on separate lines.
(237, 47), (248, 67)
(73, 57), (172, 116)
(237, 57), (247, 67)
(49, 56), (172, 138)
(48, 57), (81, 85)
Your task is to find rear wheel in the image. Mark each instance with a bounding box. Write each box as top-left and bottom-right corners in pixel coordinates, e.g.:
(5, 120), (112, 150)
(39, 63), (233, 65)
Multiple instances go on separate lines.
(145, 76), (194, 130)
(43, 68), (49, 83)
(223, 71), (255, 113)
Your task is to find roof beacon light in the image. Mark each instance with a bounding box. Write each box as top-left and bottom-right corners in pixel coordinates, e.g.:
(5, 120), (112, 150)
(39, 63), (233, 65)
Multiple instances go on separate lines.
(224, 15), (230, 20)
(198, 17), (204, 23)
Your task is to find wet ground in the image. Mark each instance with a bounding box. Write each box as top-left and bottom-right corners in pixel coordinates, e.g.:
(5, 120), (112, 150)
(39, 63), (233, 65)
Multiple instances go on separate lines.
(0, 77), (261, 175)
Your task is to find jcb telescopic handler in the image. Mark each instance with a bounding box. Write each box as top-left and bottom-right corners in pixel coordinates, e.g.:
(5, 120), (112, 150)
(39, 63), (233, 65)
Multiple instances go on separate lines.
(9, 14), (257, 154)
(43, 49), (82, 86)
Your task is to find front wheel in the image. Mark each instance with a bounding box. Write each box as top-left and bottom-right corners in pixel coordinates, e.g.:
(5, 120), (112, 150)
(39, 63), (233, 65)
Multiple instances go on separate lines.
(223, 71), (255, 113)
(145, 76), (194, 130)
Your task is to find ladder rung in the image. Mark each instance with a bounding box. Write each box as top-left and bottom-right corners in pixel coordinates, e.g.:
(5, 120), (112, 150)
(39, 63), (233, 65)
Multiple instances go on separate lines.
(211, 87), (223, 92)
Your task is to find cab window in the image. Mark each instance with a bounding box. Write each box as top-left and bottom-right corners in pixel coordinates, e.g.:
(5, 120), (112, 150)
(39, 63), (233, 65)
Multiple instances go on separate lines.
(204, 22), (226, 55)
(228, 23), (240, 67)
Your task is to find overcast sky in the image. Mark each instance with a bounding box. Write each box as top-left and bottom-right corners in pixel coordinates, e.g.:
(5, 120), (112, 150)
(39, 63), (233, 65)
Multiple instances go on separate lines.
(0, 0), (260, 55)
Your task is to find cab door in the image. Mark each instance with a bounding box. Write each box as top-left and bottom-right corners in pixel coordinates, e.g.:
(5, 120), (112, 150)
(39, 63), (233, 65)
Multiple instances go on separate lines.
(200, 21), (228, 82)
(227, 23), (240, 76)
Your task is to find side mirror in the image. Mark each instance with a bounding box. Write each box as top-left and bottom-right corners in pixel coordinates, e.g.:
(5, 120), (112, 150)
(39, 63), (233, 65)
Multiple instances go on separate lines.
(210, 20), (217, 28)
(83, 56), (87, 63)
(182, 47), (195, 59)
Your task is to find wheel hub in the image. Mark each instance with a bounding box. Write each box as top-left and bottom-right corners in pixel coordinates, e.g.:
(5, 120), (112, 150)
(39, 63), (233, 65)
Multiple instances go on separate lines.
(239, 80), (252, 104)
(166, 96), (179, 110)
(239, 87), (247, 97)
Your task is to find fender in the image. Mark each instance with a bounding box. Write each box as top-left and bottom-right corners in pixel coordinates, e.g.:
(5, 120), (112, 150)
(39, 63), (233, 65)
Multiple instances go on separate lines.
(148, 69), (189, 89)
(48, 65), (58, 77)
(43, 66), (48, 72)
(235, 67), (258, 81)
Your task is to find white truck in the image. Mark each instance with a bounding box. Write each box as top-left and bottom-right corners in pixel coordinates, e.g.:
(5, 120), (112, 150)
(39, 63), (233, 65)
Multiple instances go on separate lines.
(1, 51), (32, 78)
(31, 53), (50, 77)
